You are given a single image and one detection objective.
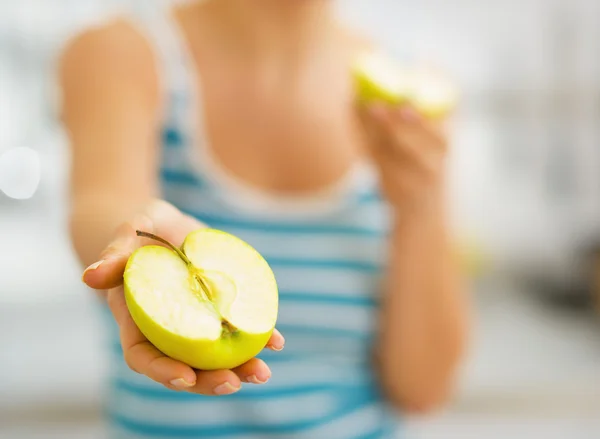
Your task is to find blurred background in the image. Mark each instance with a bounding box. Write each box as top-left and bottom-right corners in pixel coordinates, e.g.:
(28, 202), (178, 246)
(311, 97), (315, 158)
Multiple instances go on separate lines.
(1, 0), (600, 438)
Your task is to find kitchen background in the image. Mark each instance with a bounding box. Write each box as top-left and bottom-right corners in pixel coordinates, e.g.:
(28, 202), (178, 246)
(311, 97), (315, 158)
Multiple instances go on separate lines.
(1, 0), (600, 438)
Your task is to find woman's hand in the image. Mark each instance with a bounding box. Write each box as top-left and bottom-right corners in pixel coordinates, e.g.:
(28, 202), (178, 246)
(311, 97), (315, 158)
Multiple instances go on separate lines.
(82, 199), (285, 396)
(358, 105), (467, 413)
(358, 104), (448, 213)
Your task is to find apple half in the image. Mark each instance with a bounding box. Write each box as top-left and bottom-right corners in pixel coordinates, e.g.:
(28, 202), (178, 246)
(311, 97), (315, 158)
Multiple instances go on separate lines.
(123, 229), (278, 370)
(352, 50), (458, 119)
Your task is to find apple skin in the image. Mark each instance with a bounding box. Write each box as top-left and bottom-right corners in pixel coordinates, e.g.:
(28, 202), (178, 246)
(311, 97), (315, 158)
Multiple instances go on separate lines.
(352, 68), (409, 107)
(124, 281), (273, 370)
(352, 55), (456, 120)
(414, 102), (454, 120)
(353, 69), (454, 119)
(123, 234), (277, 371)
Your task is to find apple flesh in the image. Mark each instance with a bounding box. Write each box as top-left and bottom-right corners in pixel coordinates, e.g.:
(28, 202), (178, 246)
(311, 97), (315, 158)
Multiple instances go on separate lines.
(352, 51), (458, 119)
(123, 229), (278, 370)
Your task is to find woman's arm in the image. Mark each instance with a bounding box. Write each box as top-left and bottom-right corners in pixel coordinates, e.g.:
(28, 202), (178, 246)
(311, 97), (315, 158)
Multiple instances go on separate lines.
(379, 200), (468, 413)
(60, 21), (283, 394)
(60, 20), (161, 266)
(359, 106), (469, 414)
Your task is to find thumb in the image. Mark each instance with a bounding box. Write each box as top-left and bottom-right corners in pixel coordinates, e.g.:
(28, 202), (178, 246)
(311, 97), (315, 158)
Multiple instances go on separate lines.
(82, 213), (153, 291)
(82, 200), (203, 290)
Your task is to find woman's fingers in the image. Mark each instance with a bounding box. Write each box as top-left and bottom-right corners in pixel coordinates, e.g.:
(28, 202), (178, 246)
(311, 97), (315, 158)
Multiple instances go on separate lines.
(107, 286), (198, 389)
(187, 369), (242, 395)
(189, 335), (282, 394)
(360, 104), (445, 179)
(233, 358), (271, 384)
(108, 284), (282, 396)
(388, 106), (447, 152)
(266, 329), (285, 351)
(188, 358), (272, 397)
(82, 199), (204, 290)
(127, 341), (199, 390)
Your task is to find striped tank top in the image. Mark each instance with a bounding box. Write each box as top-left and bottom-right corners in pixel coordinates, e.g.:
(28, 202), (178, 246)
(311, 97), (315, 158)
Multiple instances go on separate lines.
(101, 5), (401, 439)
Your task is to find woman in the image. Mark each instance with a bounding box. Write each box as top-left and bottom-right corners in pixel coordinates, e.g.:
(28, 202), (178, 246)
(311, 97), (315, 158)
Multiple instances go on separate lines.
(61, 0), (468, 437)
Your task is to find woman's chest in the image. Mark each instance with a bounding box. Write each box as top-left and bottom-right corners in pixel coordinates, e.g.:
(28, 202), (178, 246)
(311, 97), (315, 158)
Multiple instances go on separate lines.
(194, 70), (366, 194)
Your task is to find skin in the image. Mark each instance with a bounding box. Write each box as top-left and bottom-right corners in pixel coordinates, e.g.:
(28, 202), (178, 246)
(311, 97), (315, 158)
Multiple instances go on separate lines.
(62, 0), (468, 410)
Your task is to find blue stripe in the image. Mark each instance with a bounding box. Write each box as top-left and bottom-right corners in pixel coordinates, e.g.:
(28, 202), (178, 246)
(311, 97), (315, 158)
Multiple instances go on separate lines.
(161, 169), (207, 187)
(112, 378), (374, 402)
(279, 291), (377, 307)
(161, 166), (383, 201)
(161, 168), (383, 204)
(255, 351), (347, 365)
(111, 341), (371, 369)
(357, 190), (383, 203)
(161, 168), (382, 205)
(276, 324), (372, 341)
(354, 418), (397, 439)
(162, 169), (383, 205)
(162, 128), (184, 147)
(108, 394), (376, 437)
(180, 208), (387, 237)
(267, 257), (381, 272)
(110, 343), (302, 363)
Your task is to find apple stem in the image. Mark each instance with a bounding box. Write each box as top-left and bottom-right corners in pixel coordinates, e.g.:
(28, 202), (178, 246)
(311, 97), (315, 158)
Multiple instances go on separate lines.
(136, 230), (192, 265)
(136, 230), (214, 301)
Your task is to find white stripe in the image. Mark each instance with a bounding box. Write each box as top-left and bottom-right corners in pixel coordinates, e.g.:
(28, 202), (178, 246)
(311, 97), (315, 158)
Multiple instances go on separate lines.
(109, 387), (339, 426)
(111, 354), (370, 390)
(161, 184), (391, 232)
(286, 401), (395, 439)
(278, 302), (376, 333)
(109, 400), (397, 439)
(274, 267), (381, 298)
(268, 335), (368, 359)
(108, 424), (146, 439)
(232, 232), (386, 267)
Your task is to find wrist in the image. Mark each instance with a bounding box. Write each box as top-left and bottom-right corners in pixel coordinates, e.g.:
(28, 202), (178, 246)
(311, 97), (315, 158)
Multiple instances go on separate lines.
(391, 186), (447, 224)
(391, 203), (451, 259)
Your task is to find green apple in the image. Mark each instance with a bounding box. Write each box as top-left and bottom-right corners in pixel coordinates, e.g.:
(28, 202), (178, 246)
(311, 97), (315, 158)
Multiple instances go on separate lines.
(123, 229), (278, 370)
(352, 50), (458, 119)
(352, 50), (415, 105)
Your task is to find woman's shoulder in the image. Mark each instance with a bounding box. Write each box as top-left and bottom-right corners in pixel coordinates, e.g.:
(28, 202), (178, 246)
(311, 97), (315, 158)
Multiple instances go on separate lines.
(59, 18), (159, 106)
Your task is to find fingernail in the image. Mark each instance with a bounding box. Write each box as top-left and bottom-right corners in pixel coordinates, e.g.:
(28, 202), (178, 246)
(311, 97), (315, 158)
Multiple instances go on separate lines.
(272, 334), (285, 351)
(170, 378), (195, 389)
(247, 375), (269, 384)
(214, 382), (240, 395)
(82, 260), (104, 280)
(269, 338), (285, 351)
(399, 106), (421, 122)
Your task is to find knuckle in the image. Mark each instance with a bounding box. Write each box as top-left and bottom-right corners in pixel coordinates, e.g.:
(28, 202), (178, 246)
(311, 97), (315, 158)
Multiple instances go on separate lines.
(145, 354), (163, 375)
(99, 243), (122, 260)
(122, 340), (147, 374)
(144, 199), (179, 224)
(130, 212), (154, 234)
(146, 198), (173, 213)
(122, 350), (141, 374)
(100, 224), (136, 259)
